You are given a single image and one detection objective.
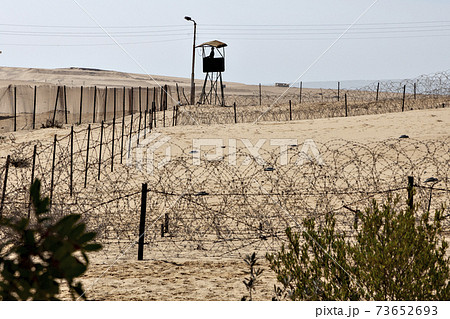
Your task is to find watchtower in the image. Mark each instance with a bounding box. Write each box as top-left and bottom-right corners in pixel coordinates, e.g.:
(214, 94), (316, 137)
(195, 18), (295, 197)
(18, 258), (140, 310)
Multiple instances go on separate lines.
(196, 40), (227, 106)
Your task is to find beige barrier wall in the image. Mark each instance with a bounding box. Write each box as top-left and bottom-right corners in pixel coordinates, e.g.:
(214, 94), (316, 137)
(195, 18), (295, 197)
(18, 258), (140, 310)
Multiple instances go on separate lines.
(0, 84), (175, 132)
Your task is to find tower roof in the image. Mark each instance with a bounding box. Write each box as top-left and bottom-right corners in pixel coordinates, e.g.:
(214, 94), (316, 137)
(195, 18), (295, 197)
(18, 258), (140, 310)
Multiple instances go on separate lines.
(196, 40), (227, 48)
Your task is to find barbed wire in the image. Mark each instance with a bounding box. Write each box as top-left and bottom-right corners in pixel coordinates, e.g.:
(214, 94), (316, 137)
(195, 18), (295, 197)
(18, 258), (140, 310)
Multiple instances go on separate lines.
(1, 114), (449, 260)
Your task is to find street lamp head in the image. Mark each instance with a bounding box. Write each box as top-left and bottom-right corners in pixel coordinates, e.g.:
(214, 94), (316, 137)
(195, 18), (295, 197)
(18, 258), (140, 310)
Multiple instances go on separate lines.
(184, 16), (192, 21)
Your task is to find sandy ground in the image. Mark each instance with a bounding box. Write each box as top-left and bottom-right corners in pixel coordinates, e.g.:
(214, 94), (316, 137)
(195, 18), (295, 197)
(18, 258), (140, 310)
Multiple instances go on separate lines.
(1, 67), (449, 301)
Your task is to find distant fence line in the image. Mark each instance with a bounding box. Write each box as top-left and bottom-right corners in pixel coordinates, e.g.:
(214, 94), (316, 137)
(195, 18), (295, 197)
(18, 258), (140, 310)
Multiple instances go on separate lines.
(1, 71), (450, 133)
(0, 83), (189, 133)
(224, 71), (450, 116)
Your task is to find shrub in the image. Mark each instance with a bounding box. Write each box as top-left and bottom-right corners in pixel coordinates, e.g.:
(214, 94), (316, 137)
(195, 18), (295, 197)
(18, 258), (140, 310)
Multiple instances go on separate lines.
(241, 252), (264, 301)
(267, 196), (450, 301)
(0, 179), (101, 300)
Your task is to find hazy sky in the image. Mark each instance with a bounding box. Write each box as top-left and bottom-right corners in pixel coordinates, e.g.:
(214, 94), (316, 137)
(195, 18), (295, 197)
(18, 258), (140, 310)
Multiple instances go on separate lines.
(1, 0), (449, 85)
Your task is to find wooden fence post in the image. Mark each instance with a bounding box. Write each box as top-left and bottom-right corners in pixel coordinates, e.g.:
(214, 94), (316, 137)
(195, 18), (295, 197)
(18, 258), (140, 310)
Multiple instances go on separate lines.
(414, 82), (417, 100)
(137, 183), (148, 261)
(84, 124), (91, 188)
(233, 102), (237, 123)
(0, 155), (11, 218)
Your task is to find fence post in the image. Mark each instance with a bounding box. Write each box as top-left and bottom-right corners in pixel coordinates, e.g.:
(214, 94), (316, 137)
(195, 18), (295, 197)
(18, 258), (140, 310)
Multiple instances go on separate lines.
(111, 117), (116, 172)
(152, 101), (156, 128)
(289, 100), (292, 121)
(172, 106), (175, 127)
(104, 86), (108, 122)
(128, 112), (133, 159)
(49, 135), (57, 208)
(233, 102), (237, 123)
(13, 86), (17, 132)
(414, 82), (417, 100)
(345, 93), (348, 117)
(299, 81), (303, 104)
(70, 126), (74, 197)
(0, 155), (11, 218)
(164, 213), (169, 233)
(407, 176), (414, 211)
(28, 145), (37, 219)
(113, 87), (117, 121)
(120, 87), (126, 164)
(402, 84), (406, 112)
(64, 85), (68, 124)
(33, 85), (37, 129)
(376, 82), (380, 102)
(146, 87), (150, 114)
(259, 83), (262, 106)
(137, 183), (148, 261)
(98, 121), (104, 181)
(175, 105), (179, 126)
(93, 86), (97, 123)
(52, 86), (60, 126)
(139, 86), (142, 114)
(144, 109), (147, 139)
(163, 99), (166, 127)
(84, 124), (91, 188)
(176, 83), (181, 102)
(137, 111), (142, 145)
(337, 81), (340, 101)
(79, 86), (84, 125)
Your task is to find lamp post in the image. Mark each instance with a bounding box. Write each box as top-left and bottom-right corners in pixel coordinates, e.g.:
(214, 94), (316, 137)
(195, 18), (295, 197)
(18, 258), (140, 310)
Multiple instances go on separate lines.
(185, 16), (197, 105)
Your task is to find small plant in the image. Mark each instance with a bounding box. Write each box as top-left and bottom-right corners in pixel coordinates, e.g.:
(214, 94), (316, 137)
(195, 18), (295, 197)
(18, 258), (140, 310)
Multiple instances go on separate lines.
(0, 179), (101, 300)
(241, 252), (264, 301)
(41, 119), (62, 129)
(9, 156), (30, 168)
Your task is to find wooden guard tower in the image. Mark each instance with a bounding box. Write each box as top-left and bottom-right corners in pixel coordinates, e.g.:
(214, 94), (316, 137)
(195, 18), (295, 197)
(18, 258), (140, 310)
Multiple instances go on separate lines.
(197, 40), (227, 106)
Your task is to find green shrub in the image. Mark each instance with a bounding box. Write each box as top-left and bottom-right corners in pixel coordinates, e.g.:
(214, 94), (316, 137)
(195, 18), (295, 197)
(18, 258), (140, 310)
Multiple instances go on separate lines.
(267, 196), (450, 301)
(0, 179), (101, 300)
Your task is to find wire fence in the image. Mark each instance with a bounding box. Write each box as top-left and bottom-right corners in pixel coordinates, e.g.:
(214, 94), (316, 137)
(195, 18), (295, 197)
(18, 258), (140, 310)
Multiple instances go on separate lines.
(179, 70), (450, 125)
(1, 71), (449, 132)
(1, 115), (449, 260)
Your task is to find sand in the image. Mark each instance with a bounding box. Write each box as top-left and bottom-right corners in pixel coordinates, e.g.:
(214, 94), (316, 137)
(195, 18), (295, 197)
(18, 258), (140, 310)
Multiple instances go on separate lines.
(1, 66), (449, 301)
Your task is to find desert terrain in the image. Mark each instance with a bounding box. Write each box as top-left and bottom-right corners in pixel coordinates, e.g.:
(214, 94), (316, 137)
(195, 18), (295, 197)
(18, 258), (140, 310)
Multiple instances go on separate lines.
(0, 66), (449, 300)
